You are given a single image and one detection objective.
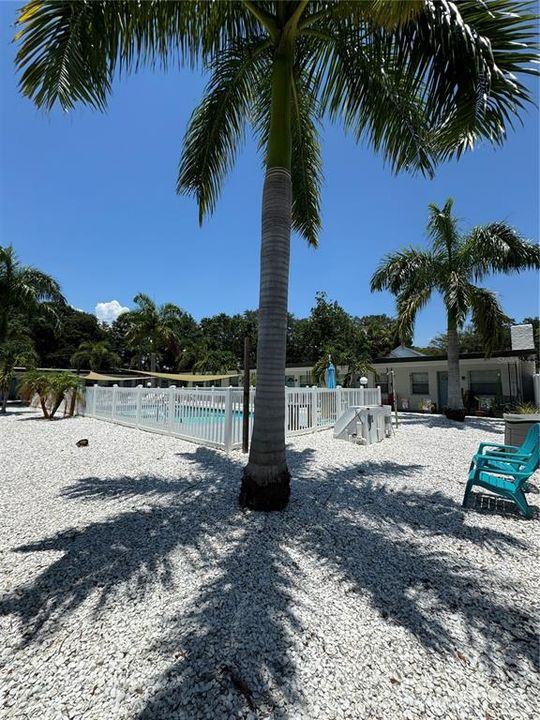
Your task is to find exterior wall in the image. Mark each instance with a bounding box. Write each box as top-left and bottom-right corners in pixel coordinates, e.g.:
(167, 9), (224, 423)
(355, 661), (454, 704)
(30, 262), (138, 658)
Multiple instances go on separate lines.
(370, 356), (529, 412)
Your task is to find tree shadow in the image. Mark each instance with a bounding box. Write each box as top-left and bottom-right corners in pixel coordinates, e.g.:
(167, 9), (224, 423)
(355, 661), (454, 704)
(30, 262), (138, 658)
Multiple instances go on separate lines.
(1, 445), (537, 718)
(398, 414), (503, 434)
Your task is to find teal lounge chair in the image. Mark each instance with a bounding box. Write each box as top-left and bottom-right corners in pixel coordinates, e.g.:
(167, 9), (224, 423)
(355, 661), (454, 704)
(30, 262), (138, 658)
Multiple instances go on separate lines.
(463, 424), (539, 518)
(474, 423), (539, 462)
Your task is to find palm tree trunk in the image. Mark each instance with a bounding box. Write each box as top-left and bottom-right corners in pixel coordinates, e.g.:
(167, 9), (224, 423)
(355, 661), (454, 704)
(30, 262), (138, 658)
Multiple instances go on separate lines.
(240, 43), (293, 511)
(447, 318), (464, 411)
(1, 389), (7, 414)
(240, 168), (292, 510)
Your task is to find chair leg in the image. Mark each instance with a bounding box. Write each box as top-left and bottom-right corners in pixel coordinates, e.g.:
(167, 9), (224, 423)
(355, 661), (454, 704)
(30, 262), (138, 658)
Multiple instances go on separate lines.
(513, 489), (532, 519)
(462, 480), (474, 508)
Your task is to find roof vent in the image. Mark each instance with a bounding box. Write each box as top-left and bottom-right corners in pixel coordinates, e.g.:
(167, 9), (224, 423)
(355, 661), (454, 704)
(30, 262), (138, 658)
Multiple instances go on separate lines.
(510, 324), (535, 351)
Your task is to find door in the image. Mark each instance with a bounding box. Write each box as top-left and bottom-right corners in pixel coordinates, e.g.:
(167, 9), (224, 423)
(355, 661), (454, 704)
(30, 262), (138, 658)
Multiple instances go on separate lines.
(437, 371), (448, 411)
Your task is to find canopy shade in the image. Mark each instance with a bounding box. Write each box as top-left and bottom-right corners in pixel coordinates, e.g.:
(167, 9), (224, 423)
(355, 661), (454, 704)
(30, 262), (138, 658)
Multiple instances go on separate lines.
(137, 370), (240, 383)
(80, 371), (149, 383)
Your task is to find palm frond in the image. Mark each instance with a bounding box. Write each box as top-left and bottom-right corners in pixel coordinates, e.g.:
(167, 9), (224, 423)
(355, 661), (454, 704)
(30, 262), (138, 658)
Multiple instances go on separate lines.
(15, 0), (264, 111)
(469, 285), (510, 356)
(442, 272), (473, 328)
(290, 67), (322, 247)
(177, 38), (270, 223)
(395, 284), (434, 343)
(370, 248), (436, 295)
(426, 198), (461, 257)
(460, 223), (540, 280)
(391, 0), (539, 156)
(306, 23), (437, 176)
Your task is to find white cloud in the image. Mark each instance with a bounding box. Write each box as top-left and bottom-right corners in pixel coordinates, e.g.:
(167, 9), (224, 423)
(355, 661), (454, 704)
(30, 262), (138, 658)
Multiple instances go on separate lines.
(95, 300), (130, 324)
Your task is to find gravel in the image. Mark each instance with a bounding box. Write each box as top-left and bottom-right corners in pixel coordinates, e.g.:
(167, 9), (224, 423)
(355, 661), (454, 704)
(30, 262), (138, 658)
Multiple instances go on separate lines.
(1, 407), (538, 720)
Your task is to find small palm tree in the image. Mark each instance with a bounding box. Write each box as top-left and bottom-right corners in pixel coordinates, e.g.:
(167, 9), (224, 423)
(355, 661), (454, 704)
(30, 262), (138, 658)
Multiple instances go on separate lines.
(20, 370), (81, 419)
(0, 245), (65, 344)
(371, 198), (540, 414)
(71, 340), (120, 373)
(124, 294), (186, 373)
(0, 338), (37, 414)
(15, 1), (538, 508)
(313, 348), (372, 387)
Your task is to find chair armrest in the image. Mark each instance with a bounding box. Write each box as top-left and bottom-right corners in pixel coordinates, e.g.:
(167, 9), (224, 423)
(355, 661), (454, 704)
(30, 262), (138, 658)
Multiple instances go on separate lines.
(478, 441), (519, 454)
(475, 454), (527, 470)
(479, 450), (530, 460)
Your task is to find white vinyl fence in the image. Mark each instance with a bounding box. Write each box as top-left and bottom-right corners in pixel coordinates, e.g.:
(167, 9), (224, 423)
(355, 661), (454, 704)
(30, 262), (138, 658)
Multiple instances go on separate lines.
(83, 384), (382, 452)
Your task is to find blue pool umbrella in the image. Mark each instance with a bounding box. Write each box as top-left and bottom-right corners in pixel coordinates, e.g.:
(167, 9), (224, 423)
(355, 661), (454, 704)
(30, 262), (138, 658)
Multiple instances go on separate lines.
(326, 356), (336, 388)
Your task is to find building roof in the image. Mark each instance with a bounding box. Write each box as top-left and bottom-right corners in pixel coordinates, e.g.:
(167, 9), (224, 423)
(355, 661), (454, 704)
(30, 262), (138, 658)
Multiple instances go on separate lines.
(386, 345), (426, 358)
(372, 349), (535, 365)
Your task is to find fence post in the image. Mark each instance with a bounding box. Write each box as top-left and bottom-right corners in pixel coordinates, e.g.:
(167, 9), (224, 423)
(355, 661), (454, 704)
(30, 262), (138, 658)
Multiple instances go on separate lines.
(336, 385), (342, 417)
(136, 384), (143, 427)
(223, 386), (233, 453)
(169, 386), (176, 433)
(92, 384), (98, 416)
(310, 386), (317, 430)
(111, 384), (118, 420)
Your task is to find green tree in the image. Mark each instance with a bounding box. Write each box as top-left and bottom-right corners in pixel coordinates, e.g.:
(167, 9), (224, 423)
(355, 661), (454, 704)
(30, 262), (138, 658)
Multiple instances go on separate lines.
(371, 198), (539, 413)
(71, 340), (120, 372)
(306, 292), (367, 361)
(30, 306), (107, 367)
(354, 314), (401, 359)
(421, 323), (511, 355)
(0, 245), (65, 345)
(20, 370), (81, 419)
(16, 1), (538, 508)
(0, 330), (37, 414)
(123, 293), (195, 373)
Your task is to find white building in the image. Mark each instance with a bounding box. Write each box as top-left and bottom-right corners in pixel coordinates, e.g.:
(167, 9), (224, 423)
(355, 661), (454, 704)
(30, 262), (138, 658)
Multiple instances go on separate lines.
(370, 348), (536, 412)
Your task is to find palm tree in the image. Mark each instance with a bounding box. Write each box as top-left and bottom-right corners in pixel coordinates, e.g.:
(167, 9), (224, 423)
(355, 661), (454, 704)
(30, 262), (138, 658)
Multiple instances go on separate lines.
(0, 335), (37, 414)
(371, 198), (540, 416)
(123, 294), (186, 373)
(0, 245), (65, 344)
(313, 348), (372, 387)
(71, 340), (120, 373)
(15, 2), (538, 508)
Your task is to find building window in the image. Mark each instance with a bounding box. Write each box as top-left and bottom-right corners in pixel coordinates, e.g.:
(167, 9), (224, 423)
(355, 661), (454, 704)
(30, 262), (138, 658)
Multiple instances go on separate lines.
(375, 372), (389, 394)
(469, 370), (500, 395)
(410, 372), (429, 395)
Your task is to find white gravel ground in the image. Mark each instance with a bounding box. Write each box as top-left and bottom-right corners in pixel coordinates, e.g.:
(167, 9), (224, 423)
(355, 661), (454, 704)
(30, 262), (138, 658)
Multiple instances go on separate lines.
(1, 407), (538, 720)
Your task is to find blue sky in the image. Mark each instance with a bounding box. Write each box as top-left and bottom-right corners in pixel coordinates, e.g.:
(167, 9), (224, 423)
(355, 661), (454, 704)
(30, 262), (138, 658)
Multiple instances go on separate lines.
(1, 3), (538, 345)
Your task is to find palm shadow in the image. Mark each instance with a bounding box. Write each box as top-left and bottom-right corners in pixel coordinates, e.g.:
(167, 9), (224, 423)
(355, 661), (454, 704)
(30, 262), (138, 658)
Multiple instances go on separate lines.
(398, 414), (504, 434)
(1, 445), (537, 718)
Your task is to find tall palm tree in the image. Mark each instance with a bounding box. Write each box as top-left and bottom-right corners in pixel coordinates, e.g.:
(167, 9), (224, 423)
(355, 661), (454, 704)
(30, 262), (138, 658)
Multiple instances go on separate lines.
(371, 198), (539, 415)
(15, 2), (538, 508)
(0, 245), (65, 344)
(124, 294), (186, 373)
(71, 340), (120, 373)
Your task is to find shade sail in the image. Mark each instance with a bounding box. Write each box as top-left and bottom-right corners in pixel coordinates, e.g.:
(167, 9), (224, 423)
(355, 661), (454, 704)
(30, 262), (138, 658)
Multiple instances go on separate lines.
(80, 371), (149, 383)
(137, 370), (240, 383)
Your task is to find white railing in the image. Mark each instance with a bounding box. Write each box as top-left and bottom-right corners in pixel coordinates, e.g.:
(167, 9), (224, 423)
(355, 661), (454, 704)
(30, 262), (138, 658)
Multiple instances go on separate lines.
(84, 384), (382, 452)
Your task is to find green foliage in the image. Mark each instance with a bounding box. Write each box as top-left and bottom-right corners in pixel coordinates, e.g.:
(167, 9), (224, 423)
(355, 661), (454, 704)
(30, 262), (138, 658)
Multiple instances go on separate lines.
(71, 340), (120, 372)
(20, 369), (81, 419)
(0, 244), (65, 346)
(122, 293), (198, 370)
(30, 305), (107, 367)
(14, 1), (539, 247)
(312, 347), (372, 387)
(513, 402), (540, 415)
